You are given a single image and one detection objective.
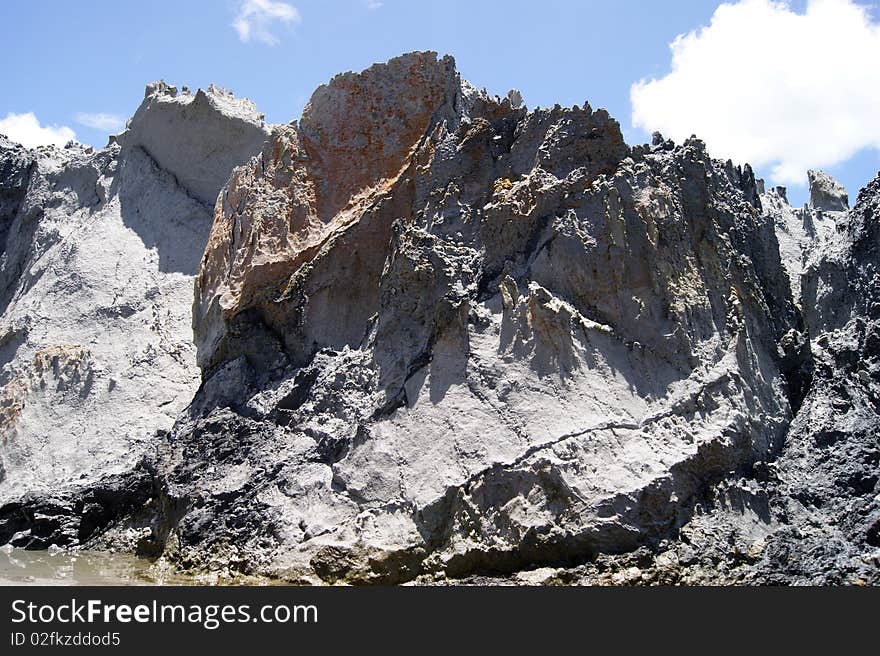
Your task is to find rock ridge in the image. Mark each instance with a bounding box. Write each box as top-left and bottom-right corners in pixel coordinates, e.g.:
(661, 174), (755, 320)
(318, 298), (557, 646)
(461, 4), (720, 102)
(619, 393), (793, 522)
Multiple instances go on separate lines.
(0, 53), (876, 586)
(146, 53), (818, 584)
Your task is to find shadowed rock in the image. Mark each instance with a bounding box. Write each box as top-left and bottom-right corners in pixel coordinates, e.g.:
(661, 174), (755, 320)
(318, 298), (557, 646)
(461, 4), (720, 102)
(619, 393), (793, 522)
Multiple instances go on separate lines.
(2, 53), (877, 586)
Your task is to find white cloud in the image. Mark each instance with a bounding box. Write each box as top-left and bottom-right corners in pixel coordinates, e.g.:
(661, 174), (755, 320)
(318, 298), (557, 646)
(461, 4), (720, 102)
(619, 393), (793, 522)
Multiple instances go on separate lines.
(0, 112), (76, 148)
(232, 0), (300, 46)
(75, 112), (126, 133)
(366, 0), (383, 9)
(630, 0), (880, 184)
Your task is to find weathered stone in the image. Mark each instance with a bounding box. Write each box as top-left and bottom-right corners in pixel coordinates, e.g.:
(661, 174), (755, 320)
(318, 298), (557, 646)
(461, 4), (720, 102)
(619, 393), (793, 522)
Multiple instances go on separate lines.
(808, 169), (849, 212)
(153, 53), (813, 584)
(120, 82), (271, 206)
(1, 53), (878, 587)
(0, 84), (271, 516)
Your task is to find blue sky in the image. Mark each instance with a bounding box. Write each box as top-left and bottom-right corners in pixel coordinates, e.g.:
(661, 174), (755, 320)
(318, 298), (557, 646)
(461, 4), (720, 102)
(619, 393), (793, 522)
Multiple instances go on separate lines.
(2, 0), (879, 206)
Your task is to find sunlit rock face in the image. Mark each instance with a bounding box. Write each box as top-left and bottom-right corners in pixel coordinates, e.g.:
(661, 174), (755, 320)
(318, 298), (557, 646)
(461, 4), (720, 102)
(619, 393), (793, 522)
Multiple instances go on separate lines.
(808, 169), (849, 213)
(159, 52), (809, 583)
(0, 85), (270, 528)
(2, 53), (877, 586)
(120, 81), (271, 207)
(760, 170), (849, 312)
(759, 171), (880, 585)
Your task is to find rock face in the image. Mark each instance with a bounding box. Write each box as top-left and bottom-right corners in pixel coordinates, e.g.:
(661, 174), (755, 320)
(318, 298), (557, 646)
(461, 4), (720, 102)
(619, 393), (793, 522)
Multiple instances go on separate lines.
(0, 84), (270, 547)
(781, 173), (880, 584)
(0, 53), (877, 585)
(120, 82), (271, 207)
(194, 53), (463, 372)
(148, 53), (812, 583)
(531, 169), (878, 586)
(550, 172), (880, 586)
(760, 172), (848, 310)
(808, 169), (849, 213)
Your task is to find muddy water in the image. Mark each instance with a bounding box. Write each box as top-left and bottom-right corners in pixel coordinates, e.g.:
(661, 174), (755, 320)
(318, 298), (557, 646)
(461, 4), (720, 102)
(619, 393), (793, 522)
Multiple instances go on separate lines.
(0, 547), (199, 586)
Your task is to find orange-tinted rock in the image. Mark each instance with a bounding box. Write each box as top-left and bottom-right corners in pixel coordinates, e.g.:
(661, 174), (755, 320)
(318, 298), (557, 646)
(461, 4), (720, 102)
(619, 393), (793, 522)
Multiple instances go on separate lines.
(194, 52), (461, 370)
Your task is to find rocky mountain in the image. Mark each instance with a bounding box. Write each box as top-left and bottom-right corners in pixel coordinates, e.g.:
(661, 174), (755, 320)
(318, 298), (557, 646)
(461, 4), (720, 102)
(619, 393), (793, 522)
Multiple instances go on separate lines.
(1, 52), (877, 585)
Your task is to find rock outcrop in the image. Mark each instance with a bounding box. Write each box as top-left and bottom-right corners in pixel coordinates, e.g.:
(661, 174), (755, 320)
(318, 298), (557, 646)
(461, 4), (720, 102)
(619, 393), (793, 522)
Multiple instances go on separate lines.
(515, 170), (878, 586)
(761, 185), (806, 303)
(0, 84), (271, 547)
(0, 53), (877, 585)
(146, 53), (812, 583)
(808, 169), (849, 213)
(780, 172), (880, 583)
(760, 171), (848, 309)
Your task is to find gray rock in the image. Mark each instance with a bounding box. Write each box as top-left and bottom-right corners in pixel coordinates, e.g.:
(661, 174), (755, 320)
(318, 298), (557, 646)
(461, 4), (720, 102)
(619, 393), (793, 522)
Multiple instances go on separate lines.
(0, 85), (271, 532)
(119, 83), (271, 207)
(808, 169), (849, 212)
(148, 53), (812, 583)
(0, 136), (35, 259)
(532, 171), (880, 586)
(1, 54), (877, 587)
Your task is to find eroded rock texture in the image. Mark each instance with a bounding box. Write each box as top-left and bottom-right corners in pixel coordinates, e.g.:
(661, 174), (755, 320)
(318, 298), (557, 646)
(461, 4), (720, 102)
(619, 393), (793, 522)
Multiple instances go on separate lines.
(0, 84), (270, 548)
(496, 170), (879, 586)
(144, 53), (833, 584)
(1, 53), (877, 585)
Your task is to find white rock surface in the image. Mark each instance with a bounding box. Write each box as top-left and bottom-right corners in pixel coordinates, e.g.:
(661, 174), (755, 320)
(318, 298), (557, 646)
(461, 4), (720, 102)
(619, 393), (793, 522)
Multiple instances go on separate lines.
(760, 172), (848, 308)
(119, 82), (271, 206)
(0, 84), (271, 506)
(808, 169), (849, 213)
(0, 56), (876, 586)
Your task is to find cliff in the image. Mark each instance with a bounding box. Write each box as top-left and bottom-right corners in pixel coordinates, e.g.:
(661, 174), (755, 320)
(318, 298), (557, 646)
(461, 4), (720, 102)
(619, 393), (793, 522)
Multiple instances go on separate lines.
(156, 53), (812, 583)
(0, 53), (876, 585)
(0, 84), (270, 543)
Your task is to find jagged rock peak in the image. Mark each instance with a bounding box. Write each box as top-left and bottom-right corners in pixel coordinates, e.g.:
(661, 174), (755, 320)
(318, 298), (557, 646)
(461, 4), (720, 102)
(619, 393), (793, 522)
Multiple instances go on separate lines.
(298, 51), (461, 220)
(194, 51), (629, 373)
(141, 80), (264, 120)
(118, 80), (272, 206)
(0, 76), (274, 515)
(7, 51), (877, 586)
(771, 185), (788, 204)
(808, 169), (848, 212)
